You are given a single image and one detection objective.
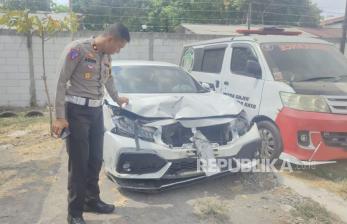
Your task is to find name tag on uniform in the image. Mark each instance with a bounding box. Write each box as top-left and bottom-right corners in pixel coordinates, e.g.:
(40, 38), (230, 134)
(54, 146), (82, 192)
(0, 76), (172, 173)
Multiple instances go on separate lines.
(85, 58), (96, 63)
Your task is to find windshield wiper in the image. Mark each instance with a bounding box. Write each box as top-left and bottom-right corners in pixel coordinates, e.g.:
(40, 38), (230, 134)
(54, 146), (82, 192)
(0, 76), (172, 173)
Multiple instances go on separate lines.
(299, 76), (338, 82)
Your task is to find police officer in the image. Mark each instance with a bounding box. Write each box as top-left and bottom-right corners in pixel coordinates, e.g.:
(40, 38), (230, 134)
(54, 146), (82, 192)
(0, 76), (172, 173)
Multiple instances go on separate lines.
(52, 23), (130, 224)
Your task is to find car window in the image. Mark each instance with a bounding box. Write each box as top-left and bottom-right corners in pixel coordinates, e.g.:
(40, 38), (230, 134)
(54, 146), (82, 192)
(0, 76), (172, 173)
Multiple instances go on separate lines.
(231, 46), (259, 78)
(201, 48), (225, 73)
(112, 65), (206, 94)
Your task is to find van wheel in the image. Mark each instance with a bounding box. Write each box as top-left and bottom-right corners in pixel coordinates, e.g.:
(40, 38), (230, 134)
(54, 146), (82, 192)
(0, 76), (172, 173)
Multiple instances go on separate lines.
(257, 120), (283, 160)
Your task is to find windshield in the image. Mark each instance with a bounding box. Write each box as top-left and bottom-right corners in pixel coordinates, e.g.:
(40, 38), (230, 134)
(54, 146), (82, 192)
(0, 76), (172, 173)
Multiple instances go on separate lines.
(112, 65), (206, 94)
(261, 43), (347, 82)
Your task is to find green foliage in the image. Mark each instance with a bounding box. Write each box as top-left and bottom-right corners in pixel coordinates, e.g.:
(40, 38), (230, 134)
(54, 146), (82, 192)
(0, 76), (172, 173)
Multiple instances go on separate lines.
(1, 0), (51, 11)
(1, 0), (322, 32)
(0, 9), (80, 136)
(71, 0), (321, 32)
(31, 15), (61, 37)
(63, 13), (79, 33)
(0, 10), (33, 33)
(71, 0), (147, 31)
(179, 0), (234, 25)
(232, 0), (321, 27)
(0, 9), (79, 36)
(146, 0), (183, 32)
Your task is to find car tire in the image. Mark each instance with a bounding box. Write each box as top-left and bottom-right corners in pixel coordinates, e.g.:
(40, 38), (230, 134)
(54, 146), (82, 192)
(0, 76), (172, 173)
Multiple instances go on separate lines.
(257, 120), (283, 160)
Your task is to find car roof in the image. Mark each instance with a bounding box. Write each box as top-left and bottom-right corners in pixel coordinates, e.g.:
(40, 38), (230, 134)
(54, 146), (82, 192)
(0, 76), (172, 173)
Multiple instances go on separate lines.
(183, 35), (331, 47)
(111, 60), (179, 67)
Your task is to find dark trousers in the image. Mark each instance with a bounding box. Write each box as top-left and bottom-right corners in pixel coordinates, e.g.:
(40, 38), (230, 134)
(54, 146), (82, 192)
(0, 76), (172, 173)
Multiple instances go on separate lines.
(66, 102), (104, 217)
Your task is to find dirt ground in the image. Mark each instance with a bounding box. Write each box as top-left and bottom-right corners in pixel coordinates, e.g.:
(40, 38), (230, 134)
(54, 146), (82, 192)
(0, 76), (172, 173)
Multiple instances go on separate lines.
(0, 114), (346, 224)
(0, 114), (62, 223)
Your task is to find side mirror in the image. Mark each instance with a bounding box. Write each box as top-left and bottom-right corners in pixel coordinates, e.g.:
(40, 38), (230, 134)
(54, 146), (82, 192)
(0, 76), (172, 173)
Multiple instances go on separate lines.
(201, 82), (214, 91)
(246, 60), (262, 79)
(201, 82), (211, 90)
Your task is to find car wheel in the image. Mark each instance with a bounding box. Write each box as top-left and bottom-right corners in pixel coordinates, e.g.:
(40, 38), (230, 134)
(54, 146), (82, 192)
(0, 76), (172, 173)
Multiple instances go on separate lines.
(257, 120), (283, 160)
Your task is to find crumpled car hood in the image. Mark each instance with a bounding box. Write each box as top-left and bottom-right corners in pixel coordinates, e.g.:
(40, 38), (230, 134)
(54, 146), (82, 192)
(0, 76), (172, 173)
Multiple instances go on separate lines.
(108, 92), (243, 119)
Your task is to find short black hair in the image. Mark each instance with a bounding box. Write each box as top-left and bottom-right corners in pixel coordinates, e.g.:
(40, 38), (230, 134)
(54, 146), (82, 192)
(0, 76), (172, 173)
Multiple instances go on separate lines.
(104, 23), (131, 42)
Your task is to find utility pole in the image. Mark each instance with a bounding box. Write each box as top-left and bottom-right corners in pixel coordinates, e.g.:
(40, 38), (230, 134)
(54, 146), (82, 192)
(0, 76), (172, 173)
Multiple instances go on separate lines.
(340, 0), (347, 54)
(247, 1), (252, 30)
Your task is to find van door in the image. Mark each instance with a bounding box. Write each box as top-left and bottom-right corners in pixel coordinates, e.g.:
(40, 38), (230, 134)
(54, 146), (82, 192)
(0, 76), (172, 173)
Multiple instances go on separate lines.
(221, 43), (265, 119)
(185, 45), (227, 92)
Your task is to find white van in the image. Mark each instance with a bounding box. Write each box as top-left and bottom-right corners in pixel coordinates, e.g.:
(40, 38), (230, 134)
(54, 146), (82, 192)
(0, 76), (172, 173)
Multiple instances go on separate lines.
(180, 31), (347, 165)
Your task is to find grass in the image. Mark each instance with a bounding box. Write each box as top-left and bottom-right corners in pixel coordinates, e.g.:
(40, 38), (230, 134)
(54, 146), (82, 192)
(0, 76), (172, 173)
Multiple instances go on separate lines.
(290, 200), (335, 224)
(192, 197), (230, 224)
(0, 112), (48, 129)
(0, 114), (52, 151)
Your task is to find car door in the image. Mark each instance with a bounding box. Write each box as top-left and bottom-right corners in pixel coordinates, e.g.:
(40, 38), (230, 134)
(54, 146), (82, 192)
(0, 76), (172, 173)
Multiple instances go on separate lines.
(221, 43), (265, 119)
(188, 44), (227, 92)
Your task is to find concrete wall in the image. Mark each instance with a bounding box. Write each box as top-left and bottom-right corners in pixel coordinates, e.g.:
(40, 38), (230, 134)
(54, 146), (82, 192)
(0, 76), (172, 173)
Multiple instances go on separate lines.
(0, 30), (224, 107)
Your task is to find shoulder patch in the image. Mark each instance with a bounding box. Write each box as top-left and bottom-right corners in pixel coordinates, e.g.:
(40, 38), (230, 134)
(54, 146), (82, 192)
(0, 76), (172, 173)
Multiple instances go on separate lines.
(69, 48), (80, 60)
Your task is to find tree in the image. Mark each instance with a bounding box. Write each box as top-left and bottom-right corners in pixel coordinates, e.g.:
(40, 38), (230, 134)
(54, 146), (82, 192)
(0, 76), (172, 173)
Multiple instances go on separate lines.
(0, 10), (79, 135)
(0, 1), (56, 107)
(2, 0), (52, 11)
(231, 0), (321, 27)
(178, 0), (233, 25)
(145, 0), (183, 32)
(33, 13), (79, 135)
(71, 0), (321, 32)
(72, 0), (147, 31)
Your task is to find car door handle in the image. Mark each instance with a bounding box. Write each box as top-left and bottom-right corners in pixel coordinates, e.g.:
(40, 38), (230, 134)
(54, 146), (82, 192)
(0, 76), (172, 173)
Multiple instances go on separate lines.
(224, 81), (229, 86)
(215, 80), (220, 88)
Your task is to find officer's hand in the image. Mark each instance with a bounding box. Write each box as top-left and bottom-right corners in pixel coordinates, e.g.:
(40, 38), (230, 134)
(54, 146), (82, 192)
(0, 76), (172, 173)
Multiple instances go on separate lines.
(52, 118), (69, 137)
(116, 96), (129, 108)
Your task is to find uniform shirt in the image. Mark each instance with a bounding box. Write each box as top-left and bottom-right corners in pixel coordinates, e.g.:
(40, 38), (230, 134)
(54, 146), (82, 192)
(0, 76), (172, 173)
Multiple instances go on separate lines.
(55, 38), (118, 119)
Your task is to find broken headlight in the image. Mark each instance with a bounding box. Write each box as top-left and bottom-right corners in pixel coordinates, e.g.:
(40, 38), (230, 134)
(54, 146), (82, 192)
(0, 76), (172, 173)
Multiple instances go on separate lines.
(111, 116), (157, 142)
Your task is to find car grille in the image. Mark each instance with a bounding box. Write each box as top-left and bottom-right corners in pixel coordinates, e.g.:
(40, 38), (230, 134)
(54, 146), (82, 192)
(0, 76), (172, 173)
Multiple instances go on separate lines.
(324, 96), (347, 114)
(166, 158), (198, 175)
(322, 132), (347, 149)
(161, 123), (232, 147)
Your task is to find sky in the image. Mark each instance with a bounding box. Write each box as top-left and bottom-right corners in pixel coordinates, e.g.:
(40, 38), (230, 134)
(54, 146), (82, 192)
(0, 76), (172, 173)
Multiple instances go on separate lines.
(53, 0), (347, 17)
(54, 0), (68, 5)
(312, 0), (346, 17)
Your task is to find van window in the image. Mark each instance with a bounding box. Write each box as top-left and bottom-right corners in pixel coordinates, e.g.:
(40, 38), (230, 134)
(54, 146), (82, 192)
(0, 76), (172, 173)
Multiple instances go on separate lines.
(201, 48), (225, 73)
(192, 48), (204, 72)
(231, 46), (259, 77)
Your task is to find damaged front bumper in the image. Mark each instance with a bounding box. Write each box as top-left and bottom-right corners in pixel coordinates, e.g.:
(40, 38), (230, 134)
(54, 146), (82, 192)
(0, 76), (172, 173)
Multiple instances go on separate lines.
(103, 124), (261, 191)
